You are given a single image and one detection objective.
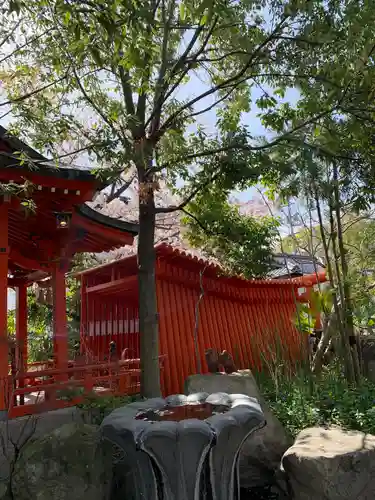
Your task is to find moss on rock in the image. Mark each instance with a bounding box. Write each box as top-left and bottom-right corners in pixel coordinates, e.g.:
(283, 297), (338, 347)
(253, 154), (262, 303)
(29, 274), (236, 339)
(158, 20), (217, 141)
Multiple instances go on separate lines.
(11, 423), (112, 500)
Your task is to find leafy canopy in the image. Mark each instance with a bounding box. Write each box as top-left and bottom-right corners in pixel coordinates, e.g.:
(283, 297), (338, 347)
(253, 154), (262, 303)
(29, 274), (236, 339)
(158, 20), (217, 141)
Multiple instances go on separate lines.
(3, 0), (359, 200)
(183, 188), (279, 278)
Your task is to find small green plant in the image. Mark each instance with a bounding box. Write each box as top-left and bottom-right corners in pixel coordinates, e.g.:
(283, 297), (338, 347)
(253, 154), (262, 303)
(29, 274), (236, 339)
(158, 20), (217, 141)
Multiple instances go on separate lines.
(77, 393), (141, 425)
(56, 386), (85, 401)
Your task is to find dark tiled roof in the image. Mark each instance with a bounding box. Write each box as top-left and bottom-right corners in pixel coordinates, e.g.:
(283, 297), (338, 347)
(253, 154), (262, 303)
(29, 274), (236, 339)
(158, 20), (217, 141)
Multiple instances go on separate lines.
(0, 125), (103, 184)
(268, 253), (325, 279)
(271, 253), (325, 276)
(267, 265), (303, 279)
(273, 252), (325, 266)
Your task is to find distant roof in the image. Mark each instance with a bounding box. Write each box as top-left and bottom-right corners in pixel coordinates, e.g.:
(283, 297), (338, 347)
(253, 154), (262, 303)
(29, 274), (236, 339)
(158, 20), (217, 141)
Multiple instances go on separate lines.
(271, 253), (325, 278)
(273, 252), (324, 263)
(267, 265), (302, 280)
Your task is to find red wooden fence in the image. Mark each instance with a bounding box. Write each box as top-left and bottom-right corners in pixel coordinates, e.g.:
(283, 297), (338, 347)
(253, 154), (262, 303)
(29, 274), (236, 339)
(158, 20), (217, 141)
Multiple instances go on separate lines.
(78, 244), (327, 396)
(84, 298), (139, 361)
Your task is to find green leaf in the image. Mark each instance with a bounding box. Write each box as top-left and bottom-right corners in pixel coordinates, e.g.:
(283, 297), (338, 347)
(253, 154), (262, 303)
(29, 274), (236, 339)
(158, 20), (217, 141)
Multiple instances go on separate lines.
(196, 0), (212, 15)
(74, 24), (81, 41)
(63, 10), (71, 25)
(313, 126), (321, 137)
(9, 0), (21, 14)
(90, 47), (103, 66)
(179, 2), (186, 21)
(200, 13), (208, 26)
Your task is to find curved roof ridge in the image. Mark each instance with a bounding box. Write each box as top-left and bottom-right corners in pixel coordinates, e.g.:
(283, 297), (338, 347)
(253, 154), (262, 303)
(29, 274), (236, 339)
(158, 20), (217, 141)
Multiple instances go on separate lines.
(76, 203), (138, 235)
(76, 242), (327, 287)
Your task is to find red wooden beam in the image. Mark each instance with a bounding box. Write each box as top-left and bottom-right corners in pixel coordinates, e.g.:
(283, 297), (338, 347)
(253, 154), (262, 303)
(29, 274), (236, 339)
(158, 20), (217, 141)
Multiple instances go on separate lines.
(0, 201), (9, 412)
(85, 275), (138, 295)
(9, 248), (51, 272)
(16, 284), (28, 405)
(52, 267), (68, 379)
(8, 278), (26, 287)
(16, 284), (28, 371)
(0, 169), (97, 201)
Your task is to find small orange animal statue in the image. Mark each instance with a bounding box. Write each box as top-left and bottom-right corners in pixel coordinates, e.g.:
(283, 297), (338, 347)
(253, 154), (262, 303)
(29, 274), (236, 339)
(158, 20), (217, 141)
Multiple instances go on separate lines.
(219, 350), (237, 374)
(205, 348), (220, 373)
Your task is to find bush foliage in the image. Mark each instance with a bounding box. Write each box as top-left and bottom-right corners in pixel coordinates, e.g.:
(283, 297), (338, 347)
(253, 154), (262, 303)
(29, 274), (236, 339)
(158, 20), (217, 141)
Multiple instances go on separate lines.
(258, 364), (375, 438)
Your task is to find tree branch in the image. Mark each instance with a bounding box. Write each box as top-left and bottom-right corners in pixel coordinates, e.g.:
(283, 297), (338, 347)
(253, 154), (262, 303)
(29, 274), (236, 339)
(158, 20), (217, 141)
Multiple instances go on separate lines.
(155, 170), (222, 213)
(162, 16), (219, 101)
(106, 174), (136, 203)
(72, 68), (120, 139)
(158, 15), (290, 135)
(136, 0), (160, 126)
(146, 17), (216, 133)
(0, 73), (68, 108)
(186, 86), (236, 120)
(0, 28), (53, 65)
(150, 102), (343, 175)
(0, 18), (22, 51)
(149, 0), (176, 136)
(118, 66), (135, 117)
(274, 35), (328, 46)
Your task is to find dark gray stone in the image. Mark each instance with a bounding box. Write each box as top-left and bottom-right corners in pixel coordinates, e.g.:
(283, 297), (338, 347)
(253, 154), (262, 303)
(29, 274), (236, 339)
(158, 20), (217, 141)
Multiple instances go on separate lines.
(101, 392), (265, 500)
(185, 371), (292, 488)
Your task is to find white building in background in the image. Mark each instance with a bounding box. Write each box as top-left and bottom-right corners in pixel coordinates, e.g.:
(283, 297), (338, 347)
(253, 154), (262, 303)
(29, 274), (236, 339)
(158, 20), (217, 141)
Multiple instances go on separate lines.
(8, 289), (15, 311)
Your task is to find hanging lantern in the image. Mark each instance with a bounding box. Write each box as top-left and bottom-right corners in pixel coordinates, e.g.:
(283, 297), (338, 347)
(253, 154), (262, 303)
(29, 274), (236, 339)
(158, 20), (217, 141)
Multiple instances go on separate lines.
(55, 212), (71, 229)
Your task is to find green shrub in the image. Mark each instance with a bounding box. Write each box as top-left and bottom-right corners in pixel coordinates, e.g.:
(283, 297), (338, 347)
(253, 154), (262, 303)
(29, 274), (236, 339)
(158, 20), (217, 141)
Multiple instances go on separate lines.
(257, 364), (375, 438)
(77, 393), (141, 425)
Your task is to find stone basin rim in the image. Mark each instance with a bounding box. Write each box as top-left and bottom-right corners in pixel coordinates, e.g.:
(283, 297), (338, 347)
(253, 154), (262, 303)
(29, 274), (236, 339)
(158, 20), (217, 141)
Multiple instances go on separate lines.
(101, 392), (263, 430)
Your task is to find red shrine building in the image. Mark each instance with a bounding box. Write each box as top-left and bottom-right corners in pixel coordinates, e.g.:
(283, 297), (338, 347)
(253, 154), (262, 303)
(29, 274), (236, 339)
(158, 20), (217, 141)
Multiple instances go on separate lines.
(0, 127), (328, 419)
(77, 245), (327, 397)
(0, 126), (138, 417)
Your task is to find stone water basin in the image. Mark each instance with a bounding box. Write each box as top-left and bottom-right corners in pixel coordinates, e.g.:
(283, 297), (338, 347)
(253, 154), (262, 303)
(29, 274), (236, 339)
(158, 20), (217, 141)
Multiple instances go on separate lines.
(101, 392), (265, 500)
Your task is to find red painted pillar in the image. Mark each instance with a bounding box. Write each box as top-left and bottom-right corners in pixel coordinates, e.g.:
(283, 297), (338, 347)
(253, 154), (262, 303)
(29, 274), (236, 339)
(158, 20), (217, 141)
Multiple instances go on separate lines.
(16, 284), (28, 405)
(80, 277), (87, 356)
(0, 201), (9, 414)
(16, 284), (28, 371)
(53, 265), (68, 378)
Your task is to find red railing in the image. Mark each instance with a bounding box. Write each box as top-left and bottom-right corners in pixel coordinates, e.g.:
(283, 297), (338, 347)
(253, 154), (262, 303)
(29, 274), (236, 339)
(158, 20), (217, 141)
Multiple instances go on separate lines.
(6, 356), (166, 419)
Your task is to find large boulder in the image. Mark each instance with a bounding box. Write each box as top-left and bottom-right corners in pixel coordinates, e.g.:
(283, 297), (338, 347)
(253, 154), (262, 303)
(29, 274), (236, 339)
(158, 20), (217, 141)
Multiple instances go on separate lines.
(282, 427), (375, 500)
(185, 370), (292, 489)
(0, 408), (87, 499)
(11, 422), (112, 500)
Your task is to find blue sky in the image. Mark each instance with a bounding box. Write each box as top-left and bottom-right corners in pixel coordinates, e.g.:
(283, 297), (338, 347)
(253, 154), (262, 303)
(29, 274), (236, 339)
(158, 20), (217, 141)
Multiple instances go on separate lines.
(176, 70), (300, 204)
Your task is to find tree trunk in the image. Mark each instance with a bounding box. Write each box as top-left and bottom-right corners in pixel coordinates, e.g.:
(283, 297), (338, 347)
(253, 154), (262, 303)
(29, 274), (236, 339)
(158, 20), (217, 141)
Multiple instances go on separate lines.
(314, 190), (355, 383)
(138, 197), (161, 398)
(311, 310), (333, 374)
(328, 200), (345, 319)
(137, 142), (161, 398)
(332, 163), (361, 384)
